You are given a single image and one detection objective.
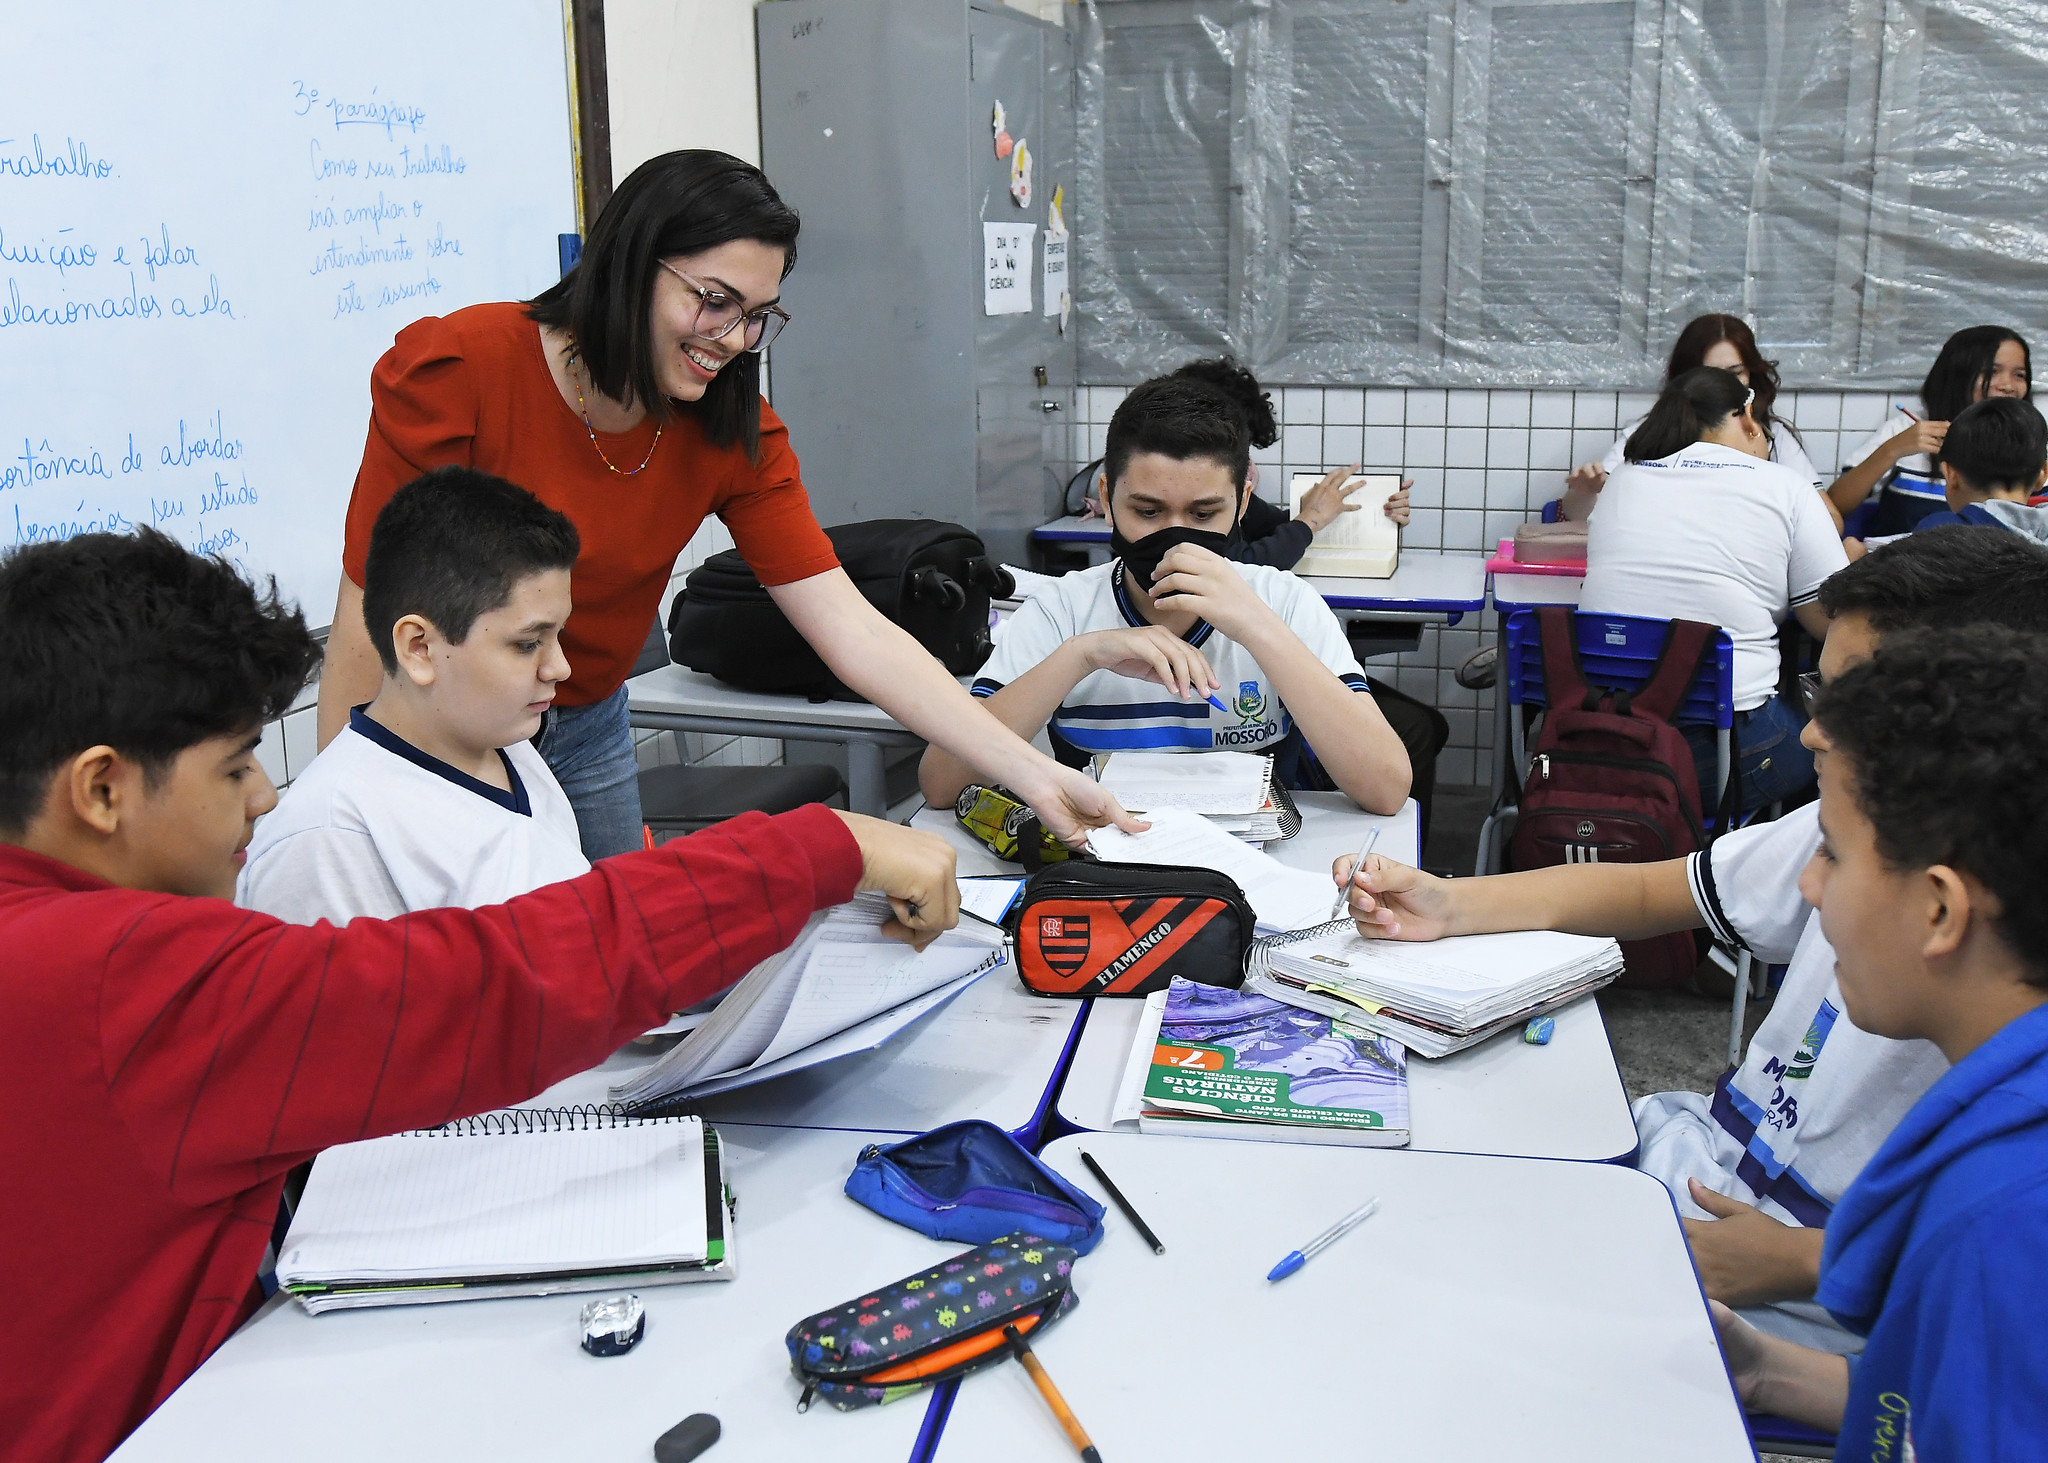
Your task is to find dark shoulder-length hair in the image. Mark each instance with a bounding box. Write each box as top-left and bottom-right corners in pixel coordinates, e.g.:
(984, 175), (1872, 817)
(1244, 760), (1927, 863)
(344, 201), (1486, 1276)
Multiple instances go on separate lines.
(527, 150), (800, 462)
(1624, 366), (1752, 463)
(1666, 313), (1798, 448)
(1922, 324), (2033, 423)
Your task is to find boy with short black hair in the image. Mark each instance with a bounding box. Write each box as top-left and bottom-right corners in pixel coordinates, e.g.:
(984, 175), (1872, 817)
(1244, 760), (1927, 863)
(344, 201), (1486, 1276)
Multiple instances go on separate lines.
(240, 467), (590, 922)
(0, 530), (955, 1463)
(919, 373), (1412, 814)
(1912, 394), (2048, 536)
(1333, 527), (2048, 1355)
(1714, 628), (2048, 1454)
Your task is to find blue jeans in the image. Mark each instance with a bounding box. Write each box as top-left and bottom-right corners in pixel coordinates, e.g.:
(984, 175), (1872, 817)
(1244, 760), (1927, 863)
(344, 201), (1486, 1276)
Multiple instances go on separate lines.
(1684, 692), (1815, 821)
(533, 684), (645, 861)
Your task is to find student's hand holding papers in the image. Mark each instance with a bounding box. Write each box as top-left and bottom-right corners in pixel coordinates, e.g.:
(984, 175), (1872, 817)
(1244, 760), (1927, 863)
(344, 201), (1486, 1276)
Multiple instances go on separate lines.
(1334, 854), (1461, 941)
(833, 812), (960, 949)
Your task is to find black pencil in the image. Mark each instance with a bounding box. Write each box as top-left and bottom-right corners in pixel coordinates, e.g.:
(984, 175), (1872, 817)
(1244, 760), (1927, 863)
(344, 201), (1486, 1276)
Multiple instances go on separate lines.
(1079, 1150), (1164, 1254)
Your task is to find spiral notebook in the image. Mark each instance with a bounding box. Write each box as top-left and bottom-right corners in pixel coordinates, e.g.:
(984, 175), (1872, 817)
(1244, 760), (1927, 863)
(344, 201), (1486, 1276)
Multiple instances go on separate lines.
(277, 1109), (731, 1314)
(1245, 922), (1624, 1058)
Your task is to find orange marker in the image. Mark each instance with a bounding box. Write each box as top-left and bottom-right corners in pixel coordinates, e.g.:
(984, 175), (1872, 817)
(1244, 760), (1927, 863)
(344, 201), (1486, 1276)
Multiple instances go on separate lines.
(863, 1311), (1042, 1384)
(1003, 1324), (1102, 1463)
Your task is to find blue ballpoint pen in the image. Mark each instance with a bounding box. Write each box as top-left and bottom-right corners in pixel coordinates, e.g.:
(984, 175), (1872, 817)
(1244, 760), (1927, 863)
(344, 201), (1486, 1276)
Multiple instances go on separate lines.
(1267, 1197), (1381, 1281)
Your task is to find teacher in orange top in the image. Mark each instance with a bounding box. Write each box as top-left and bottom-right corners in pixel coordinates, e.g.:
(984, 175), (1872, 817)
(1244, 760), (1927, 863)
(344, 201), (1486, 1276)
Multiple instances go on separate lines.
(319, 150), (1133, 859)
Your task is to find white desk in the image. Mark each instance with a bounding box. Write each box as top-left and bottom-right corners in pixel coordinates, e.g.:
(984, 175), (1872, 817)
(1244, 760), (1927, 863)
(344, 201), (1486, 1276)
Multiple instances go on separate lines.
(530, 975), (1085, 1142)
(1047, 794), (1639, 1162)
(626, 664), (929, 818)
(931, 1135), (1754, 1462)
(112, 1126), (958, 1463)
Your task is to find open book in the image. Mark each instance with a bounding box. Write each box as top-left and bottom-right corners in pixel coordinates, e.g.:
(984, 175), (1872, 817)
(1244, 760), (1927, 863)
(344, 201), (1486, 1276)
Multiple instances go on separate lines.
(608, 892), (1008, 1109)
(1289, 472), (1401, 579)
(278, 1111), (729, 1313)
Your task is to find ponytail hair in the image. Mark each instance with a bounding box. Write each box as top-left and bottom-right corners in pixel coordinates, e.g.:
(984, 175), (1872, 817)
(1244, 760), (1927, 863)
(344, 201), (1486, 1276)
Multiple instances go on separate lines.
(1624, 366), (1752, 463)
(1167, 356), (1278, 449)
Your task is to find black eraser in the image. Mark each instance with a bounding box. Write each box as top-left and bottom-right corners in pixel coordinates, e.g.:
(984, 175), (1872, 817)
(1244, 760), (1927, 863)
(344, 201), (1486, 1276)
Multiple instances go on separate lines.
(654, 1413), (720, 1463)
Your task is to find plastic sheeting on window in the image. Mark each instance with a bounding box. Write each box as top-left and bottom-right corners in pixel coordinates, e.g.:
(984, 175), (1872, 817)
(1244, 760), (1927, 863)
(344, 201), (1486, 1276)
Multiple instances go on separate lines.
(1073, 0), (2048, 390)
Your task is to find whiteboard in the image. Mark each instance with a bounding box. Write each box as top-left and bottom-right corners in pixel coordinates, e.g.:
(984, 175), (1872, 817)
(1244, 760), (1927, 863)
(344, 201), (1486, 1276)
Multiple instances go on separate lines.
(0, 2), (577, 626)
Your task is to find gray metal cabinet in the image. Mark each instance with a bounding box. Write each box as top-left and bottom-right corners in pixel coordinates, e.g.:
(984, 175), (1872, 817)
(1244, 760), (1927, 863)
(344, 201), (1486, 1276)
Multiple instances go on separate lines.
(758, 0), (1077, 567)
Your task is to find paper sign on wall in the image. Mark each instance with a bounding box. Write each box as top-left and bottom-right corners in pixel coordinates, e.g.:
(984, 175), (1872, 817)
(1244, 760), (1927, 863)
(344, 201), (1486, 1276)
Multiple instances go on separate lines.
(1042, 186), (1069, 321)
(983, 221), (1036, 315)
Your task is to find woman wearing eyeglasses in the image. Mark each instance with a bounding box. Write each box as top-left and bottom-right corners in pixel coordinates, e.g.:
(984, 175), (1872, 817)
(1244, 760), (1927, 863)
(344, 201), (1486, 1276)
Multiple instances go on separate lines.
(321, 150), (1133, 859)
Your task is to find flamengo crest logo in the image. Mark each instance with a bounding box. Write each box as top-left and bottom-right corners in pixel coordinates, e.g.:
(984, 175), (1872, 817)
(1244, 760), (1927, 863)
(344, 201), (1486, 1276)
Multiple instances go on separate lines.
(1039, 914), (1091, 977)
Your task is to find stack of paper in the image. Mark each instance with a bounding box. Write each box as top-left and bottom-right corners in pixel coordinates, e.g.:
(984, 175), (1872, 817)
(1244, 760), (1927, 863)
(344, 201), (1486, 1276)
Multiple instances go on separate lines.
(608, 893), (1007, 1108)
(1247, 925), (1623, 1058)
(278, 1115), (729, 1313)
(1096, 750), (1286, 842)
(1114, 979), (1410, 1148)
(1086, 808), (1334, 933)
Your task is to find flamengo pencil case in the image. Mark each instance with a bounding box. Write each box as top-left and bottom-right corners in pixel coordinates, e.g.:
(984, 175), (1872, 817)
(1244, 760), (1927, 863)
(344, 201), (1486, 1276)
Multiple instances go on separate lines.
(787, 1235), (1079, 1411)
(844, 1120), (1106, 1254)
(1010, 859), (1255, 997)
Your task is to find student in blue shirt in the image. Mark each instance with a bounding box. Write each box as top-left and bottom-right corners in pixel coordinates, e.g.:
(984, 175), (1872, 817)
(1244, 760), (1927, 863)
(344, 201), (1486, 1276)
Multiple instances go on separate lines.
(1711, 629), (2048, 1456)
(1910, 395), (2048, 541)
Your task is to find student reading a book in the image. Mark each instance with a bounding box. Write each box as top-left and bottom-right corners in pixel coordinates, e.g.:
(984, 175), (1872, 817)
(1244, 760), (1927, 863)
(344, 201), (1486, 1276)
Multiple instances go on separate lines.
(240, 469), (591, 922)
(1909, 395), (2048, 539)
(0, 530), (960, 1463)
(1562, 313), (1833, 524)
(1826, 324), (2033, 535)
(1580, 365), (1848, 815)
(1333, 528), (2048, 1356)
(919, 373), (1412, 815)
(1710, 629), (2048, 1456)
(1162, 357), (1411, 572)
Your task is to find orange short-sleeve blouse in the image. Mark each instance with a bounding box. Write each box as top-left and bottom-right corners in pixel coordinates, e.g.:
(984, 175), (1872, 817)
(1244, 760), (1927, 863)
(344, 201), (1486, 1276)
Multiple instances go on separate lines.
(344, 301), (839, 705)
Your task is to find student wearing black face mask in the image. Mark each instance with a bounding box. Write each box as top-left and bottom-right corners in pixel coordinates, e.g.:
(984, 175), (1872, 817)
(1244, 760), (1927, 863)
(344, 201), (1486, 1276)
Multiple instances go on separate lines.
(919, 375), (1412, 816)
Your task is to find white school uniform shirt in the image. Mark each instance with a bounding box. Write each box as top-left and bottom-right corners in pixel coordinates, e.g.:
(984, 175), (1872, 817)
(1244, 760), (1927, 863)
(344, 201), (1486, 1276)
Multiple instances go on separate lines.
(972, 558), (1370, 756)
(1600, 418), (1824, 489)
(1580, 441), (1847, 710)
(1633, 801), (1950, 1351)
(1842, 407), (1941, 507)
(238, 706), (591, 924)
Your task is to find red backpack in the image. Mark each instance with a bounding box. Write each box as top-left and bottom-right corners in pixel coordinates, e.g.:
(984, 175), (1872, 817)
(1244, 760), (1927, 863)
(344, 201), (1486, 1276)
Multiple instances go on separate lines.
(1507, 607), (1717, 990)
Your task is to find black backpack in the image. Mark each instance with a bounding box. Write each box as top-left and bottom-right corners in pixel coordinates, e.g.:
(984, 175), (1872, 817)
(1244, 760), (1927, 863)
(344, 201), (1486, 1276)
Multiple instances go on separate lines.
(667, 519), (1014, 702)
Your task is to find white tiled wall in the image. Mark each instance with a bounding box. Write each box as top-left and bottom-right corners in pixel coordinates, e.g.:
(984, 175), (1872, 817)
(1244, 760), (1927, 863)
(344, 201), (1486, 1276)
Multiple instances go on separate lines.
(1077, 382), (1894, 788)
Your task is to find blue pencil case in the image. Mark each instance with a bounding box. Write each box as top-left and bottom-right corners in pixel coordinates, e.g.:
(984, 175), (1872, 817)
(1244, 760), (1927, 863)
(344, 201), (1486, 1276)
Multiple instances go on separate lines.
(845, 1120), (1106, 1255)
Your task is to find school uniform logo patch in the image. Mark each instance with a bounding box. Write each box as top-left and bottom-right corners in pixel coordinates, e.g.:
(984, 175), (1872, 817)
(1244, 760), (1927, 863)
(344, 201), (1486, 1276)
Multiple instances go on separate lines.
(1038, 916), (1091, 977)
(1234, 679), (1268, 722)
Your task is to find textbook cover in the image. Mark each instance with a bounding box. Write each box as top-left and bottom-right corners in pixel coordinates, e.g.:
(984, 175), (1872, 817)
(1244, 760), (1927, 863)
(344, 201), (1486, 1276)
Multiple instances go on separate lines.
(1139, 977), (1410, 1148)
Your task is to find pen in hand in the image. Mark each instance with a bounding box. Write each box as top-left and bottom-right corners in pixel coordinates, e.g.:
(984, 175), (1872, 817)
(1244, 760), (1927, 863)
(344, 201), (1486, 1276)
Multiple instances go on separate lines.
(1331, 827), (1383, 922)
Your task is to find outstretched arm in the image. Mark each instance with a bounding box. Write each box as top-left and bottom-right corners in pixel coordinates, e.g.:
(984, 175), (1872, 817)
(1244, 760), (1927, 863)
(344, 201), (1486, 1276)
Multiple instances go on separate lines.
(1331, 853), (1703, 943)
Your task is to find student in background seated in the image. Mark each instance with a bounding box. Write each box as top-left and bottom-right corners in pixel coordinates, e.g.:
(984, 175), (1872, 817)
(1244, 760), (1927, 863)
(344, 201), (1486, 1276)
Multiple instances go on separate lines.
(1909, 395), (2048, 540)
(1580, 365), (1847, 815)
(1332, 529), (2048, 1361)
(1712, 630), (2048, 1455)
(241, 469), (591, 922)
(919, 373), (1412, 815)
(0, 529), (957, 1463)
(1828, 324), (2032, 535)
(1163, 357), (1411, 572)
(1562, 313), (1832, 526)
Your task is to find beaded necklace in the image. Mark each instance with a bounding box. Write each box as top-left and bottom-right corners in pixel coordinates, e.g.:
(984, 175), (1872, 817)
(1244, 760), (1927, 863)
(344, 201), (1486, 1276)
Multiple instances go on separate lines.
(568, 351), (663, 476)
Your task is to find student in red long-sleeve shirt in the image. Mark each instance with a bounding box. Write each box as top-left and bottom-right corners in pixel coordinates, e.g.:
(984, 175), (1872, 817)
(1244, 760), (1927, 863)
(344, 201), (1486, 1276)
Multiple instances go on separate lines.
(0, 530), (960, 1463)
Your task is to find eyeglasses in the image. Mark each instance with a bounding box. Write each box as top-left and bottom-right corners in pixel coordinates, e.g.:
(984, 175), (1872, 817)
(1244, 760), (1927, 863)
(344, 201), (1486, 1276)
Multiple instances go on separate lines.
(1798, 670), (1824, 718)
(659, 262), (791, 353)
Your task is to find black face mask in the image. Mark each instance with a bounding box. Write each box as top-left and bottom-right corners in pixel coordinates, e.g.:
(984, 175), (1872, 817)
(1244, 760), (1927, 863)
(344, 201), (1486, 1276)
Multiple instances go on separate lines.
(1111, 510), (1244, 599)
